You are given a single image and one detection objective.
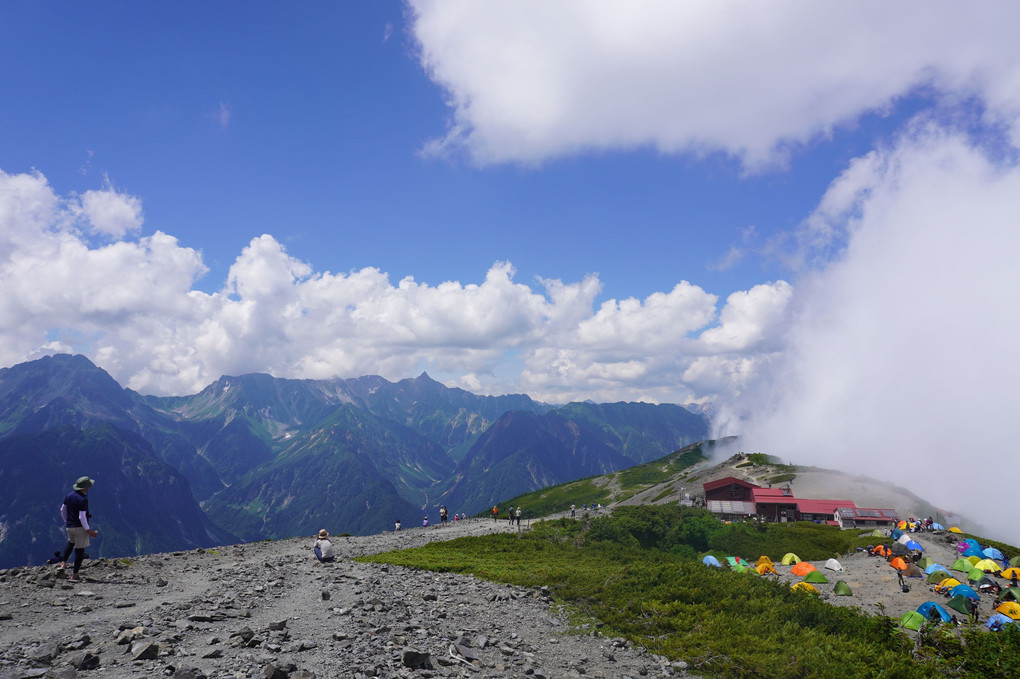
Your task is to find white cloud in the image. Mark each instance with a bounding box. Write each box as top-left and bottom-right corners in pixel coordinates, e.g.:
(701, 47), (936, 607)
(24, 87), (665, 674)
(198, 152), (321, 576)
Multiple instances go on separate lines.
(79, 186), (144, 238)
(727, 126), (1020, 542)
(408, 1), (1020, 167)
(0, 169), (791, 404)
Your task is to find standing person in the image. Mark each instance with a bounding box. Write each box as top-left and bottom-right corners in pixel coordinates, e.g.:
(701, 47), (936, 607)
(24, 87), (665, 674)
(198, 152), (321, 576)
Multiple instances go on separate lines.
(440, 505), (448, 526)
(515, 506), (522, 527)
(570, 504), (576, 518)
(58, 476), (98, 581)
(395, 518), (401, 531)
(312, 529), (335, 563)
(507, 505), (514, 524)
(492, 506), (499, 522)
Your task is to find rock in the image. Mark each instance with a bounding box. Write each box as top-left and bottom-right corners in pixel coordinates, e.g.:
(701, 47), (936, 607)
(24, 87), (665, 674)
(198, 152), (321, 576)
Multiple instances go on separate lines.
(27, 641), (59, 664)
(174, 667), (209, 679)
(130, 639), (160, 660)
(67, 650), (101, 670)
(400, 647), (431, 668)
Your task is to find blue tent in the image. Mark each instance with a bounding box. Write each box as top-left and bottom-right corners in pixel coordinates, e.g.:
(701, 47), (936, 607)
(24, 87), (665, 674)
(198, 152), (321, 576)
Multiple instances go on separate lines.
(906, 540), (924, 551)
(962, 546), (985, 559)
(931, 522), (945, 530)
(950, 584), (979, 599)
(925, 564), (951, 575)
(891, 529), (904, 540)
(964, 538), (981, 550)
(917, 602), (953, 623)
(702, 555), (722, 567)
(983, 547), (1005, 561)
(987, 613), (1018, 631)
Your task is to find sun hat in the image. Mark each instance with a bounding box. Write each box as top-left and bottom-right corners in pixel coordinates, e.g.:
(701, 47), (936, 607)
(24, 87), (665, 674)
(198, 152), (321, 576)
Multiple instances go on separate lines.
(317, 529), (329, 539)
(73, 476), (94, 491)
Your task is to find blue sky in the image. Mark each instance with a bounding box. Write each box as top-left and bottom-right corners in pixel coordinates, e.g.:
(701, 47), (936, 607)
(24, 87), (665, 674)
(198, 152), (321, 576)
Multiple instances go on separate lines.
(3, 3), (1020, 538)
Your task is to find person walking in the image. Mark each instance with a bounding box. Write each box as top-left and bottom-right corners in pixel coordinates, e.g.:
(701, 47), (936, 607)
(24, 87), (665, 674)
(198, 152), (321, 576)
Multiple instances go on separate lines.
(515, 506), (522, 527)
(312, 529), (335, 563)
(507, 505), (515, 524)
(58, 476), (98, 581)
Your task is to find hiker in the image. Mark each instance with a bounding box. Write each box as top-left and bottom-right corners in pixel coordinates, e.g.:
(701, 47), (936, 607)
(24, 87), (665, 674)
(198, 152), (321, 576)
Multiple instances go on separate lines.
(312, 529), (335, 563)
(58, 476), (98, 581)
(440, 505), (448, 526)
(515, 506), (522, 527)
(395, 519), (401, 531)
(507, 505), (514, 524)
(570, 504), (575, 518)
(492, 506), (498, 521)
(965, 598), (979, 623)
(423, 516), (429, 527)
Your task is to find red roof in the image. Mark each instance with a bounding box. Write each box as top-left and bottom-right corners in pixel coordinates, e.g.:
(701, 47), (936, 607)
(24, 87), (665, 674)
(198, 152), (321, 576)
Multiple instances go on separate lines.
(703, 476), (760, 492)
(751, 487), (794, 501)
(796, 499), (855, 514)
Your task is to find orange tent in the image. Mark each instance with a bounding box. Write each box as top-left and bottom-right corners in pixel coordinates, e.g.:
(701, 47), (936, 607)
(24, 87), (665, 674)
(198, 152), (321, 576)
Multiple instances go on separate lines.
(791, 561), (818, 576)
(890, 557), (910, 571)
(872, 545), (892, 558)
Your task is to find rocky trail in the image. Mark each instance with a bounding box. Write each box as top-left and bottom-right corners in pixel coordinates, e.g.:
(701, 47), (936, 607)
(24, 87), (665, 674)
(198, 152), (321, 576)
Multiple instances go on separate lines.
(1, 516), (692, 679)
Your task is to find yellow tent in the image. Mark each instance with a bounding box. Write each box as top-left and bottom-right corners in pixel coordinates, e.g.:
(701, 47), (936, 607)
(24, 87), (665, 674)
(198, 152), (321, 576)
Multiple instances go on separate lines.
(1001, 567), (1020, 580)
(996, 602), (1020, 620)
(756, 563), (777, 575)
(965, 556), (982, 565)
(949, 527), (962, 533)
(792, 582), (819, 595)
(936, 577), (962, 592)
(781, 553), (801, 565)
(974, 559), (1002, 574)
(756, 555), (774, 567)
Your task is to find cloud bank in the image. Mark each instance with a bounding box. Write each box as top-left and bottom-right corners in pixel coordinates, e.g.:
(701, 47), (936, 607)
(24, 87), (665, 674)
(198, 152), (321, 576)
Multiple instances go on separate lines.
(0, 169), (787, 403)
(409, 0), (1020, 167)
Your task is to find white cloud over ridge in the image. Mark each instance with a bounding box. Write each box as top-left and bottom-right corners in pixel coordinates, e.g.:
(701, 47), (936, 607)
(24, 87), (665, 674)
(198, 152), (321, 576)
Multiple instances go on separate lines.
(0, 168), (788, 403)
(409, 0), (1020, 167)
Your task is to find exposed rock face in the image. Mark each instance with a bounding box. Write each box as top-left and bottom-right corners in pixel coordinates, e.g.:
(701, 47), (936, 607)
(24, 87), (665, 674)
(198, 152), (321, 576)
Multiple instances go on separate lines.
(0, 519), (696, 679)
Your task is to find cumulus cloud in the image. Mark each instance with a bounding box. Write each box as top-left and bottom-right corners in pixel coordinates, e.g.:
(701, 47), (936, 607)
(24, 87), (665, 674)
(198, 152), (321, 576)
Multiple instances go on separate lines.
(78, 186), (144, 238)
(0, 168), (786, 402)
(723, 126), (1020, 541)
(408, 1), (1020, 167)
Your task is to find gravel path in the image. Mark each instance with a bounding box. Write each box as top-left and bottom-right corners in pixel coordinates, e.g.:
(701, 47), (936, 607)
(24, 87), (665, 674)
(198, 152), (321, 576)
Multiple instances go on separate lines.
(0, 517), (693, 679)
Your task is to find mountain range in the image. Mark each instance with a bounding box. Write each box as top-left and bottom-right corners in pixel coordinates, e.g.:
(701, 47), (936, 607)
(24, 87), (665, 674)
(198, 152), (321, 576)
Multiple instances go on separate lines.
(0, 354), (709, 568)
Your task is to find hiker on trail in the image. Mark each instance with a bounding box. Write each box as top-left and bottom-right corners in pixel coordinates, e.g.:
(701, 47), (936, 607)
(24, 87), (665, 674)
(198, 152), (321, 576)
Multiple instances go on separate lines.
(312, 529), (335, 563)
(492, 506), (499, 521)
(507, 505), (515, 524)
(440, 505), (448, 526)
(58, 476), (98, 581)
(395, 519), (401, 531)
(570, 504), (575, 518)
(515, 506), (522, 526)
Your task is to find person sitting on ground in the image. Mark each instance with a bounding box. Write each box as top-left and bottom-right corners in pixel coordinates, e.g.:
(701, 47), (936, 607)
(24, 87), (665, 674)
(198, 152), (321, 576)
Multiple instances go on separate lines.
(423, 516), (429, 527)
(312, 529), (335, 563)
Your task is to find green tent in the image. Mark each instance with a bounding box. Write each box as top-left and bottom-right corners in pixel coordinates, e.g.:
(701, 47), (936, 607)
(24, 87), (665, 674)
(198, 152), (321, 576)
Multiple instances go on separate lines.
(927, 571), (949, 584)
(945, 595), (971, 615)
(967, 569), (984, 583)
(804, 570), (829, 584)
(833, 580), (853, 596)
(951, 558), (973, 573)
(862, 529), (885, 538)
(917, 557), (934, 569)
(999, 587), (1020, 603)
(900, 611), (926, 631)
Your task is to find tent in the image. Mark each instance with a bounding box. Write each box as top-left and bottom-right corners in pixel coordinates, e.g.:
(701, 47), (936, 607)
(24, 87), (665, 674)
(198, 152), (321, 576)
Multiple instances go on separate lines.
(965, 555), (982, 565)
(897, 534), (913, 545)
(804, 570), (829, 584)
(917, 556), (934, 569)
(731, 562), (748, 573)
(756, 563), (777, 575)
(963, 538), (981, 550)
(890, 557), (910, 571)
(833, 580), (853, 596)
(927, 571), (950, 584)
(931, 522), (945, 530)
(974, 558), (1002, 574)
(791, 582), (819, 595)
(983, 547), (1005, 561)
(987, 613), (1018, 631)
(935, 577), (962, 592)
(900, 611), (926, 631)
(824, 558), (844, 572)
(756, 555), (774, 567)
(924, 564), (950, 576)
(945, 595), (972, 615)
(951, 558), (974, 573)
(782, 553), (801, 565)
(998, 587), (1020, 603)
(996, 602), (1020, 620)
(950, 584), (979, 600)
(917, 602), (953, 624)
(890, 529), (904, 540)
(725, 556), (745, 567)
(905, 540), (924, 551)
(977, 576), (1000, 591)
(872, 545), (892, 558)
(863, 529), (885, 538)
(791, 561), (817, 576)
(702, 555), (722, 567)
(896, 521), (908, 531)
(904, 563), (925, 578)
(1000, 567), (1020, 581)
(966, 569), (984, 583)
(949, 527), (962, 533)
(891, 543), (912, 557)
(962, 547), (984, 559)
